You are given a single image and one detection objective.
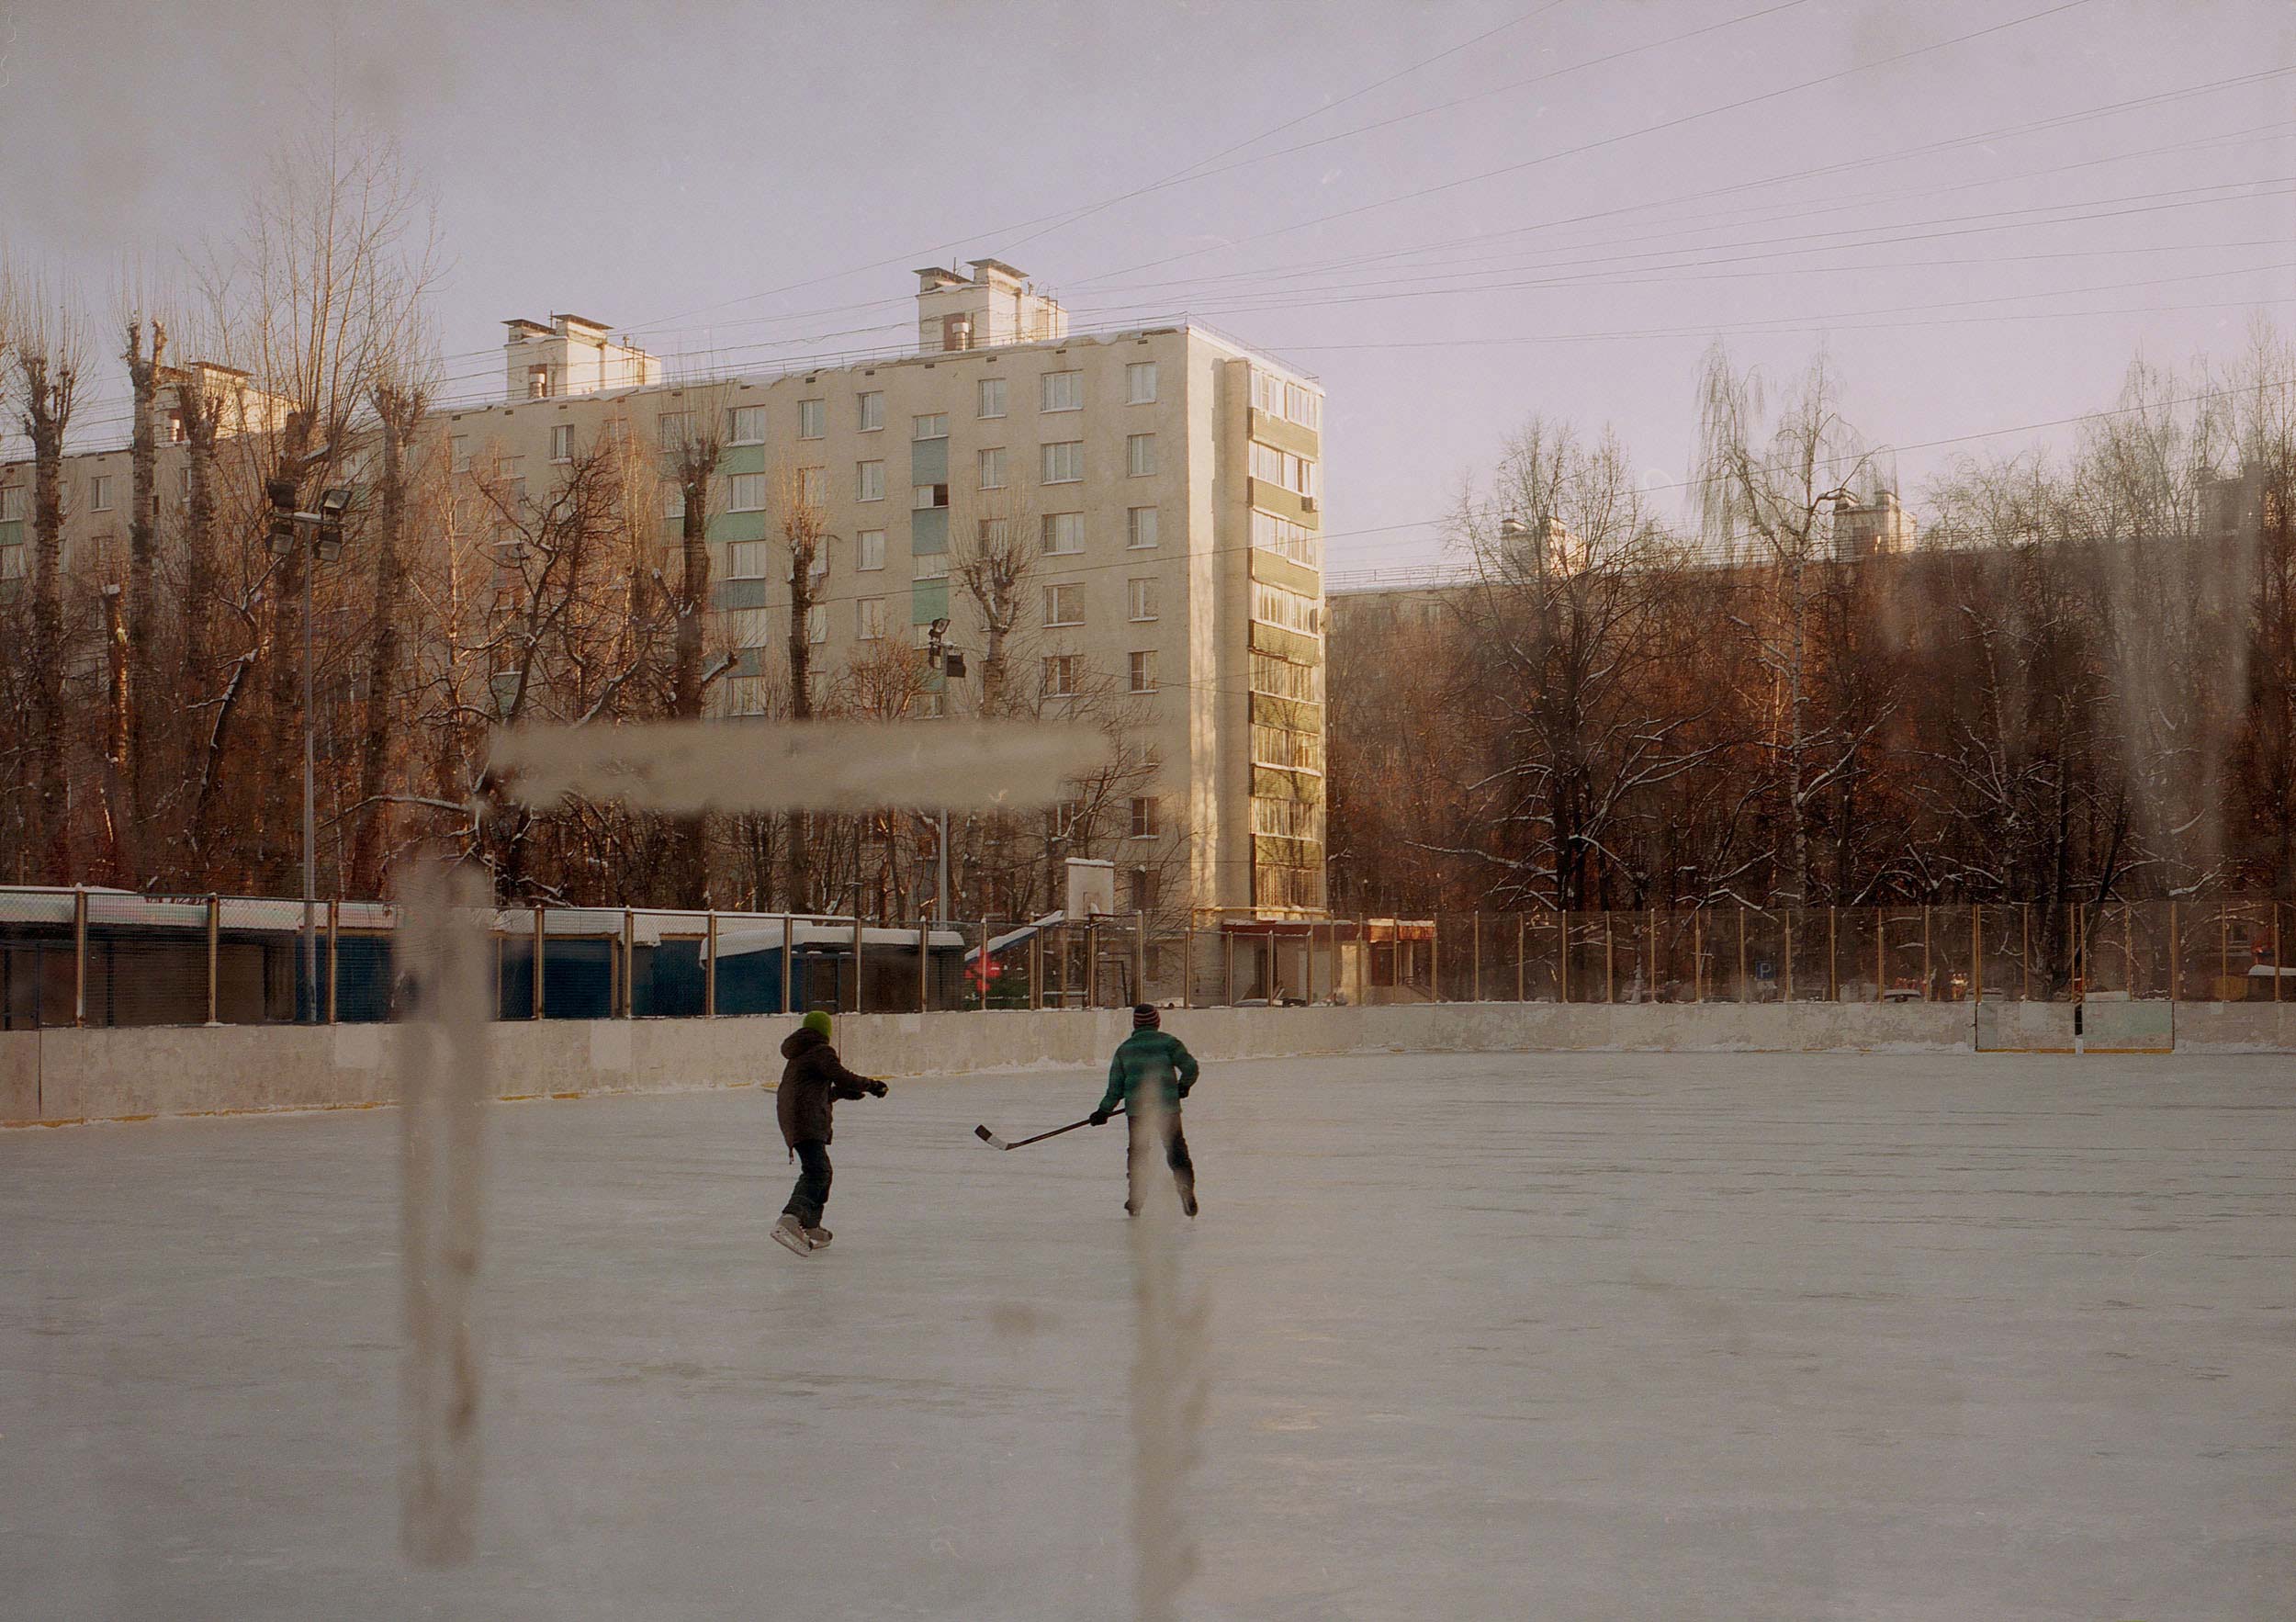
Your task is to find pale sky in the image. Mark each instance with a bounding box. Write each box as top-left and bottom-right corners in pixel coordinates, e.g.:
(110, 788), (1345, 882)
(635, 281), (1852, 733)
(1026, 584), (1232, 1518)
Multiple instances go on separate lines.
(5, 0), (2292, 576)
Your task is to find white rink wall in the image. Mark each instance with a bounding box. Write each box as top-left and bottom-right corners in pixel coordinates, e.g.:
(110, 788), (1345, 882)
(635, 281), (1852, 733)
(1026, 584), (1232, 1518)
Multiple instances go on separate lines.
(4, 1000), (2292, 1125)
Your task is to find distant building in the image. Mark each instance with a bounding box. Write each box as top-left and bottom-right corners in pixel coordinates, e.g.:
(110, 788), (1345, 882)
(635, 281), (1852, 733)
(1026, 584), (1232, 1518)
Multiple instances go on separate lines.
(0, 260), (1332, 921)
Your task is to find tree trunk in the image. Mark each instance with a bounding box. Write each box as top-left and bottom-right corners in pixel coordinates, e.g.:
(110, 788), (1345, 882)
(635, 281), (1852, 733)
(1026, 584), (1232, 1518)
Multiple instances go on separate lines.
(24, 357), (73, 882)
(347, 386), (422, 895)
(123, 320), (165, 849)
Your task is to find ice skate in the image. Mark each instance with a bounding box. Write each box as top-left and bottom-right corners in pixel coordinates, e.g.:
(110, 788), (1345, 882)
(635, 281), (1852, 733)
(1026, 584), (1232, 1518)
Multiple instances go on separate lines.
(1181, 1188), (1199, 1218)
(771, 1213), (815, 1256)
(805, 1226), (833, 1249)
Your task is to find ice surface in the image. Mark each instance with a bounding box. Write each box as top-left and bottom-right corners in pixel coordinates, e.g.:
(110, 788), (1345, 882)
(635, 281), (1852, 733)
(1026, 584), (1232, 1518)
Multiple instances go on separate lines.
(3, 1052), (2292, 1620)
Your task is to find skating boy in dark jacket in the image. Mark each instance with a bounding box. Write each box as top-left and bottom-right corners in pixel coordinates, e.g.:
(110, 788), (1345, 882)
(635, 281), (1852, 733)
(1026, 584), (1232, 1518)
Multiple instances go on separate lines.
(773, 1009), (887, 1255)
(1091, 1005), (1201, 1217)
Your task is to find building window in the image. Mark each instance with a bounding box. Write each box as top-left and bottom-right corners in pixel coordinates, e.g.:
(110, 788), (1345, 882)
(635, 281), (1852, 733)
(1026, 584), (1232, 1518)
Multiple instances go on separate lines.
(1130, 796), (1159, 838)
(806, 603), (827, 644)
(1249, 441), (1317, 496)
(857, 529), (886, 571)
(1129, 867), (1158, 914)
(728, 405), (765, 445)
(663, 484), (686, 520)
(978, 446), (1007, 490)
(858, 391), (884, 433)
(1127, 506), (1158, 549)
(550, 423), (575, 463)
(1041, 371), (1082, 412)
(528, 365), (551, 400)
(729, 473), (767, 513)
(1250, 651), (1322, 704)
(858, 460), (885, 501)
(913, 412), (949, 441)
(1251, 369), (1322, 431)
(1250, 580), (1322, 637)
(167, 411), (186, 445)
(1126, 361), (1157, 405)
(726, 676), (772, 717)
(913, 483), (949, 510)
(90, 474), (114, 512)
(798, 399), (825, 440)
(1126, 577), (1157, 621)
(451, 435), (472, 473)
(978, 518), (1011, 550)
(1250, 508), (1320, 568)
(798, 467), (827, 507)
(1253, 725), (1326, 774)
(0, 487), (23, 523)
(857, 597), (886, 640)
(1127, 434), (1157, 478)
(729, 540), (770, 579)
(916, 550), (950, 580)
(978, 377), (1007, 419)
(1042, 654), (1080, 698)
(0, 547), (22, 581)
(658, 411), (693, 448)
(1045, 582), (1083, 626)
(1253, 796), (1325, 842)
(1041, 441), (1083, 484)
(177, 467), (191, 501)
(1042, 512), (1084, 555)
(1129, 649), (1157, 693)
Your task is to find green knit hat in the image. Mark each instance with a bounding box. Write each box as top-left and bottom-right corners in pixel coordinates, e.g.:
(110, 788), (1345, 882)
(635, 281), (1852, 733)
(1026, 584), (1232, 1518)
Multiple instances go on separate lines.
(802, 1009), (834, 1040)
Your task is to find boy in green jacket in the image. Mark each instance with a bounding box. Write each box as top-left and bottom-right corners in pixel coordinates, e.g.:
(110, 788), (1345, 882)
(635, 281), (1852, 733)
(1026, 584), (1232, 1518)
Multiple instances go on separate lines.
(1091, 1005), (1201, 1217)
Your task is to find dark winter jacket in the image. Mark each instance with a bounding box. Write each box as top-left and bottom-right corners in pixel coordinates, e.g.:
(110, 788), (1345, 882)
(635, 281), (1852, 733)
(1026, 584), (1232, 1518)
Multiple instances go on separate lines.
(777, 1026), (876, 1148)
(1096, 1029), (1199, 1118)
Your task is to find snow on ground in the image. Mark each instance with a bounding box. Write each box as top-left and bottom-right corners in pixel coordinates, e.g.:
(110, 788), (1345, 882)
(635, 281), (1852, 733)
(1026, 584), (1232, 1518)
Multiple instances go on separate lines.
(3, 1051), (2291, 1620)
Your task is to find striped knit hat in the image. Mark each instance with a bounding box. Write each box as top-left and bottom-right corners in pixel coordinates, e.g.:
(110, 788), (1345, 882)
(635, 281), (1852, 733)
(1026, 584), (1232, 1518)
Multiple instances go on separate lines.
(1132, 1004), (1161, 1030)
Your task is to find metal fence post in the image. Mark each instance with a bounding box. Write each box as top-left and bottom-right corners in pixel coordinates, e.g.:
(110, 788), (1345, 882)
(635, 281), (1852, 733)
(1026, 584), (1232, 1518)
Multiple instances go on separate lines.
(1828, 907), (1839, 1001)
(705, 910), (718, 1017)
(534, 906), (546, 1020)
(206, 894), (220, 1026)
(1030, 926), (1044, 1011)
(1086, 918), (1101, 1009)
(1135, 911), (1147, 1006)
(72, 884), (87, 1028)
(1559, 912), (1570, 1004)
(2275, 902), (2283, 1004)
(327, 898), (340, 1024)
(1223, 929), (1235, 1007)
(1921, 905), (1930, 1001)
(980, 918), (992, 1012)
(782, 914), (795, 1014)
(2021, 903), (2032, 1001)
(1972, 905), (1983, 1006)
(853, 914), (866, 1015)
(623, 909), (636, 1019)
(1604, 911), (1615, 1004)
(1874, 909), (1885, 1002)
(919, 916), (931, 1014)
(1516, 915), (1527, 1003)
(1303, 921), (1314, 1006)
(1470, 912), (1481, 1003)
(1429, 917), (1441, 1003)
(2219, 904), (2229, 1002)
(1182, 925), (1195, 1008)
(1737, 906), (1747, 1004)
(1649, 906), (1658, 1001)
(1783, 909), (1794, 1003)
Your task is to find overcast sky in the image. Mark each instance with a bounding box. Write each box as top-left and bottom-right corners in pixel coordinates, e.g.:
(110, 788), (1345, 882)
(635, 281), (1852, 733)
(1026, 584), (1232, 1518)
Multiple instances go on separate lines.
(5, 0), (2292, 574)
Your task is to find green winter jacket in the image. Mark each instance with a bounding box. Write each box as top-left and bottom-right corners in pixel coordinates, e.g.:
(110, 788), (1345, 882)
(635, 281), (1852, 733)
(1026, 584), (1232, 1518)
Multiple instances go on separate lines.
(1097, 1029), (1200, 1117)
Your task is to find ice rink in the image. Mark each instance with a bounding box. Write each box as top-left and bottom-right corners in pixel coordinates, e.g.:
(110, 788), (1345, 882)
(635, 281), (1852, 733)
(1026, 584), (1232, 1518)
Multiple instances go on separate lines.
(4, 1050), (2292, 1620)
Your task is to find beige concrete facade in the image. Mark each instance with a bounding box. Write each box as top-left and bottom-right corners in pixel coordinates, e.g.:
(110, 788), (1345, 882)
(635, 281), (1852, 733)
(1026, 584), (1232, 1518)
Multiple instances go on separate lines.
(0, 264), (1331, 922)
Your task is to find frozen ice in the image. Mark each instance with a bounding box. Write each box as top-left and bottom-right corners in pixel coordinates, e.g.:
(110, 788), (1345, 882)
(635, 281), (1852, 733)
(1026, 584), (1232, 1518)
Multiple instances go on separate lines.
(3, 1051), (2291, 1619)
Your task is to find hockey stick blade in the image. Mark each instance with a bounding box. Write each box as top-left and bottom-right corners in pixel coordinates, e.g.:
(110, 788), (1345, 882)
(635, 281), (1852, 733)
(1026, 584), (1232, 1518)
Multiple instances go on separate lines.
(974, 1124), (1012, 1151)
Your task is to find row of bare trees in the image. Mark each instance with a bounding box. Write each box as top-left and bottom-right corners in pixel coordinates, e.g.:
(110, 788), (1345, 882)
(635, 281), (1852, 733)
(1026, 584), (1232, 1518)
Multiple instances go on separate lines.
(1330, 332), (2296, 920)
(0, 138), (1178, 928)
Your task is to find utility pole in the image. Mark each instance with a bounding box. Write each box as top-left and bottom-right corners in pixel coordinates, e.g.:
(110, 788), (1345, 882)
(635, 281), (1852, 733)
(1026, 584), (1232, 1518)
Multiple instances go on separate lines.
(268, 479), (353, 1022)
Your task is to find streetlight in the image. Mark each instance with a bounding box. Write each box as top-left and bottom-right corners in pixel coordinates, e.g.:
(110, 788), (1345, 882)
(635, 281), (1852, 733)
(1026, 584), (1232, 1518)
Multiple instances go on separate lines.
(924, 617), (966, 920)
(267, 478), (354, 1021)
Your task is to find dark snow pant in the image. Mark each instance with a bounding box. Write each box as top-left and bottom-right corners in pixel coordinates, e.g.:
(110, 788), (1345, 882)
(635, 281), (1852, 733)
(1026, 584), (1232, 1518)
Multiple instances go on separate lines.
(1126, 1114), (1195, 1212)
(782, 1140), (832, 1228)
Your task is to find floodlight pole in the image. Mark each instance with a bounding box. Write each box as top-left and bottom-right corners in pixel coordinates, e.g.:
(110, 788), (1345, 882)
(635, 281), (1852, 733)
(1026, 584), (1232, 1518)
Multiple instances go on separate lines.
(301, 538), (317, 1021)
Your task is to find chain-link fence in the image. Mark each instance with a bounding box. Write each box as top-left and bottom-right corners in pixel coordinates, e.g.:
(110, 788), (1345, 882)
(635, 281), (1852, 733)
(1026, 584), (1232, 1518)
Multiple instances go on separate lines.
(3, 888), (2286, 1028)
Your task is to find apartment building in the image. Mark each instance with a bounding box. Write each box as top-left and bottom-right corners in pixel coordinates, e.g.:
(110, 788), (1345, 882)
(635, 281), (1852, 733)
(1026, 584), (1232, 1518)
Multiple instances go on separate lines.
(0, 261), (1330, 922)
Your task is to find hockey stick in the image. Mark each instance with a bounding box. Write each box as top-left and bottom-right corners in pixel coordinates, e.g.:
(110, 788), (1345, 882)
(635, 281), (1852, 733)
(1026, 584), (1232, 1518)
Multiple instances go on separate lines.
(974, 1107), (1126, 1151)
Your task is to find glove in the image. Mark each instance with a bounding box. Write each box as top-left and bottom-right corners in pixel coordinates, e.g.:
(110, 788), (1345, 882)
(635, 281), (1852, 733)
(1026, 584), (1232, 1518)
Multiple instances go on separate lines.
(866, 1079), (889, 1098)
(1088, 1108), (1111, 1126)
